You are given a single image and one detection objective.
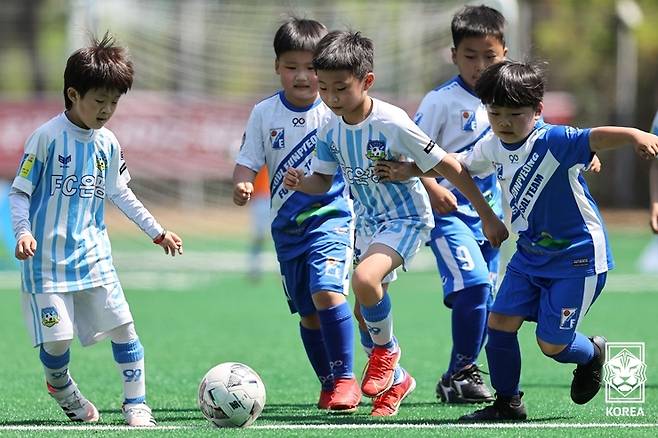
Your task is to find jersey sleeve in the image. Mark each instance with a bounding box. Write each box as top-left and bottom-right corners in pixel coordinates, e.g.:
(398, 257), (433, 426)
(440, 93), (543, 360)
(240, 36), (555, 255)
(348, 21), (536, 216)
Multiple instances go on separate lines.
(235, 107), (265, 172)
(651, 110), (658, 135)
(414, 92), (445, 142)
(391, 114), (447, 173)
(11, 128), (50, 196)
(455, 137), (495, 177)
(105, 134), (131, 197)
(311, 136), (338, 175)
(547, 125), (592, 168)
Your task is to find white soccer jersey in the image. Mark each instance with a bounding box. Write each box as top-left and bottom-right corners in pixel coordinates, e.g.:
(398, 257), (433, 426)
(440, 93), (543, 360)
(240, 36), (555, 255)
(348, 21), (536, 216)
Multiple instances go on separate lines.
(312, 98), (446, 227)
(236, 91), (352, 261)
(12, 113), (130, 293)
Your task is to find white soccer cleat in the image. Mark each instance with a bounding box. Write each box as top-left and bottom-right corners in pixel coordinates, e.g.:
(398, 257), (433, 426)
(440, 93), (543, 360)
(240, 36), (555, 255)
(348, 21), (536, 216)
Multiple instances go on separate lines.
(122, 403), (157, 427)
(47, 381), (100, 422)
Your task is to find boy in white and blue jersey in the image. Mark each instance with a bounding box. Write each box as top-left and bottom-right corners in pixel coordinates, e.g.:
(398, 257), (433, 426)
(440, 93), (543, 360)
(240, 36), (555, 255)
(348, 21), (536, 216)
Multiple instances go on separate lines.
(232, 18), (360, 413)
(413, 5), (506, 403)
(650, 111), (658, 233)
(10, 33), (183, 427)
(457, 61), (658, 421)
(284, 30), (508, 417)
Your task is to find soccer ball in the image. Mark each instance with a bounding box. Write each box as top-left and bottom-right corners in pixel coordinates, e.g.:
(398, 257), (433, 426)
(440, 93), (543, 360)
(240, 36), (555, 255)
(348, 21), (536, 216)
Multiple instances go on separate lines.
(198, 362), (266, 428)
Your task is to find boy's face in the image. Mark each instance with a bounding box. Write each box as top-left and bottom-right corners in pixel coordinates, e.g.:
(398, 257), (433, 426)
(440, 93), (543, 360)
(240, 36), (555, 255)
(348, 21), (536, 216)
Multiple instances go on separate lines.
(486, 103), (543, 144)
(452, 36), (506, 90)
(317, 69), (374, 124)
(275, 50), (318, 107)
(67, 87), (122, 130)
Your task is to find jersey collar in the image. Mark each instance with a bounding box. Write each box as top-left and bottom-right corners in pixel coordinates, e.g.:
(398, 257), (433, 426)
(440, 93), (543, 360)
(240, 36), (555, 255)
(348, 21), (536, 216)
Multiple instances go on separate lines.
(455, 75), (479, 98)
(278, 91), (322, 113)
(500, 120), (546, 151)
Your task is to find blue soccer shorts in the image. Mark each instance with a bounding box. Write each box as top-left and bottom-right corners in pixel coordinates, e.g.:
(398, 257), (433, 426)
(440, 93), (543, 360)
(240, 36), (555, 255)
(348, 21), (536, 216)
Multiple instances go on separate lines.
(279, 234), (352, 317)
(492, 265), (607, 345)
(429, 228), (500, 307)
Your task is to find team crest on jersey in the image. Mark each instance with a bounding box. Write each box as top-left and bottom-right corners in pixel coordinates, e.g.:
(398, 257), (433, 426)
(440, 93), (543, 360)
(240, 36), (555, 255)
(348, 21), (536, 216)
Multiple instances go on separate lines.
(96, 156), (107, 172)
(366, 140), (386, 161)
(41, 307), (60, 328)
(58, 155), (71, 168)
(493, 162), (504, 180)
(559, 307), (578, 330)
(270, 128), (285, 149)
(461, 110), (476, 131)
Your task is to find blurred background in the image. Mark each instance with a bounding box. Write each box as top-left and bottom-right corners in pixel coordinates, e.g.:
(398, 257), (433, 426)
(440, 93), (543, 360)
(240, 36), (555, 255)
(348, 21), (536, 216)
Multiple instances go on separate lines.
(1, 0), (657, 272)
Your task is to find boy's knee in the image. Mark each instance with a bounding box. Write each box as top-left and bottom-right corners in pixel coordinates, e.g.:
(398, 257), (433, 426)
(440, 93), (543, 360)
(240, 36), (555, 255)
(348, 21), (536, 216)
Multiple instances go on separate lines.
(300, 313), (321, 330)
(351, 269), (378, 296)
(41, 340), (72, 356)
(312, 290), (347, 310)
(108, 322), (138, 343)
(487, 312), (523, 332)
(536, 337), (567, 356)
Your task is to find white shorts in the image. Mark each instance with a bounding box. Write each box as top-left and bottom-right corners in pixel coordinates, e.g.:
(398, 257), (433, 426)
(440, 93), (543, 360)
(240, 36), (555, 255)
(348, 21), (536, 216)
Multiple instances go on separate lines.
(354, 218), (430, 284)
(21, 282), (134, 347)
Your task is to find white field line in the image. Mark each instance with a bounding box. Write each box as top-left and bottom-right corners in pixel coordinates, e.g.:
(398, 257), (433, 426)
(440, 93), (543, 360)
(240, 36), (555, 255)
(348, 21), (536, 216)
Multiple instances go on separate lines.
(0, 422), (657, 431)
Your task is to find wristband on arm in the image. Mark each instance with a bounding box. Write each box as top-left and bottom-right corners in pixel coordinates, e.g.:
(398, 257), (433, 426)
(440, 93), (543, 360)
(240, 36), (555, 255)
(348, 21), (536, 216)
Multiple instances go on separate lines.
(153, 230), (166, 245)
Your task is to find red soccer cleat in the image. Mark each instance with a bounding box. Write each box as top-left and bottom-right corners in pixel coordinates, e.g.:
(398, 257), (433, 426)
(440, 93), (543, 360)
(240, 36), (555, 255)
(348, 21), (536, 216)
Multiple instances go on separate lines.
(361, 346), (401, 397)
(371, 371), (416, 416)
(317, 388), (333, 410)
(328, 377), (361, 413)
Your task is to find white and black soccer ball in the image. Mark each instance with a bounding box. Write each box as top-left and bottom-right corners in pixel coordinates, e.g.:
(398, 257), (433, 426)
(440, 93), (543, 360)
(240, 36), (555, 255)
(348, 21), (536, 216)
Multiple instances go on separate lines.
(198, 362), (266, 428)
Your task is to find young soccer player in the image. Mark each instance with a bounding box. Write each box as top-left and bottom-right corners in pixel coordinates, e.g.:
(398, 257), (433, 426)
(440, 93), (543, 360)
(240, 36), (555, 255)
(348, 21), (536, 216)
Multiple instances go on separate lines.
(412, 4), (507, 403)
(9, 33), (183, 427)
(232, 18), (360, 413)
(452, 60), (658, 421)
(283, 30), (508, 416)
(650, 111), (658, 233)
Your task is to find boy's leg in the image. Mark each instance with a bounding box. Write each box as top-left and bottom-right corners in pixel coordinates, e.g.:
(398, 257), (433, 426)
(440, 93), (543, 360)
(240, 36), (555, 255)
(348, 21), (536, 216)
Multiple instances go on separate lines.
(21, 292), (99, 422)
(536, 273), (607, 405)
(429, 232), (498, 403)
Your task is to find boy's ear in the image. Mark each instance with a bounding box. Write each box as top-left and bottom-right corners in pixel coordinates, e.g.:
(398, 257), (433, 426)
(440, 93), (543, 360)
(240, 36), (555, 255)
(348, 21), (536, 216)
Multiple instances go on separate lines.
(363, 72), (375, 91)
(274, 58), (280, 75)
(66, 87), (80, 104)
(534, 101), (544, 119)
(451, 47), (457, 65)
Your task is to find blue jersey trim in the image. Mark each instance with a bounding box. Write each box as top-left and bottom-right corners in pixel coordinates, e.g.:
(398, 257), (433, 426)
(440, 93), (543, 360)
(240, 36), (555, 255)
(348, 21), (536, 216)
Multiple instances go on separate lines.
(455, 76), (478, 97)
(278, 91), (322, 113)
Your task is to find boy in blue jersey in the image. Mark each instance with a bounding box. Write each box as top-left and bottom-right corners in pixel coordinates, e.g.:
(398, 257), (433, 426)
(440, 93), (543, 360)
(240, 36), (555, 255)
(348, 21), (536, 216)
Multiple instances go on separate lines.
(283, 30), (508, 416)
(413, 5), (507, 404)
(451, 61), (658, 421)
(10, 33), (183, 426)
(232, 18), (360, 413)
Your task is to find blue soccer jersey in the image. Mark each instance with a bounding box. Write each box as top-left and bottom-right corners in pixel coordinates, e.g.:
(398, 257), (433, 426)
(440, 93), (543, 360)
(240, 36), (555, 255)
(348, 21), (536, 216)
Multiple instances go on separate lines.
(12, 113), (129, 293)
(414, 76), (502, 240)
(652, 111), (658, 135)
(458, 121), (614, 278)
(235, 91), (353, 261)
(312, 98), (446, 231)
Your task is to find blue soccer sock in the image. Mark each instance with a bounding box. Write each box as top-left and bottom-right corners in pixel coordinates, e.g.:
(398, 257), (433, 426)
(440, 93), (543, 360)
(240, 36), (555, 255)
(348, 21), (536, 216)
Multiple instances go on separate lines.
(360, 292), (396, 350)
(318, 302), (354, 380)
(485, 327), (521, 397)
(112, 338), (146, 405)
(550, 332), (595, 365)
(299, 324), (333, 390)
(449, 284), (490, 374)
(40, 346), (71, 389)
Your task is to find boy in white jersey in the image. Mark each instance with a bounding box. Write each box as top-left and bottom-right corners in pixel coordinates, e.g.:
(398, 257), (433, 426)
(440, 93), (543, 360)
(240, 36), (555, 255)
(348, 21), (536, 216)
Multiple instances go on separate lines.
(284, 30), (508, 416)
(452, 61), (658, 421)
(9, 33), (183, 426)
(650, 111), (658, 233)
(233, 18), (360, 413)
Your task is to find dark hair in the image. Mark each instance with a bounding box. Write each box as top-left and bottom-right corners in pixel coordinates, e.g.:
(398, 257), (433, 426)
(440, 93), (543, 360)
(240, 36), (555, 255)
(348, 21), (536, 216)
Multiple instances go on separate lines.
(475, 60), (544, 109)
(313, 31), (373, 80)
(451, 5), (506, 48)
(63, 32), (134, 110)
(273, 17), (327, 58)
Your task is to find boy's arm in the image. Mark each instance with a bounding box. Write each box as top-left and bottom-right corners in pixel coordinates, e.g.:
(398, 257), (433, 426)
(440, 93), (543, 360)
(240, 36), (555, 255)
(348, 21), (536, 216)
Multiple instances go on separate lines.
(9, 188), (36, 260)
(649, 160), (658, 234)
(432, 155), (508, 247)
(283, 168), (333, 194)
(422, 177), (458, 214)
(589, 127), (658, 159)
(233, 164), (258, 206)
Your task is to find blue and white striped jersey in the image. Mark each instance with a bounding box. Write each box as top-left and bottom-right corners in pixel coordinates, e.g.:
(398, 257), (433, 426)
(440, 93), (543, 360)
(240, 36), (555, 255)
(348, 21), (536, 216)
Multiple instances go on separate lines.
(414, 75), (502, 239)
(236, 91), (353, 261)
(312, 98), (446, 229)
(12, 113), (129, 293)
(458, 121), (614, 278)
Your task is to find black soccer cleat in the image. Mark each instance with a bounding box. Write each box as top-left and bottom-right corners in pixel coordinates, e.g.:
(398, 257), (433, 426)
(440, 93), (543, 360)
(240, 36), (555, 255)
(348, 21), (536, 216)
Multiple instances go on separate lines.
(436, 364), (495, 403)
(458, 392), (527, 422)
(571, 335), (607, 405)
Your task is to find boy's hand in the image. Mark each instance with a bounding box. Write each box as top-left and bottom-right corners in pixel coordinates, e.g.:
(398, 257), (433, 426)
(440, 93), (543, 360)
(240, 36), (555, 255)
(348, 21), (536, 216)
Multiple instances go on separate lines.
(233, 182), (254, 206)
(155, 231), (183, 256)
(481, 214), (509, 248)
(633, 131), (658, 160)
(588, 154), (602, 173)
(283, 168), (304, 191)
(374, 160), (416, 182)
(15, 234), (36, 260)
(651, 202), (658, 234)
(427, 184), (458, 214)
